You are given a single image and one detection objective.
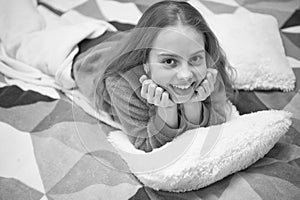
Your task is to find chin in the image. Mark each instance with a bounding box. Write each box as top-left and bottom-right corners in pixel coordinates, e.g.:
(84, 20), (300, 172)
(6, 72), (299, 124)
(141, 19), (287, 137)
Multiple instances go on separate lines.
(164, 85), (195, 104)
(169, 93), (193, 104)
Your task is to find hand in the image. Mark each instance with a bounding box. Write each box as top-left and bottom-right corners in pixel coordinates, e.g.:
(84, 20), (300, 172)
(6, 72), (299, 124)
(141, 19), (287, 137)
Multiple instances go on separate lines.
(139, 75), (176, 108)
(188, 68), (218, 103)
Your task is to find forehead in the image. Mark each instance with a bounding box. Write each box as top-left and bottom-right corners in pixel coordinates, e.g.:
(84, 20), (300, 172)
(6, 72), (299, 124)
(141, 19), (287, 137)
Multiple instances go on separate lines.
(151, 24), (205, 55)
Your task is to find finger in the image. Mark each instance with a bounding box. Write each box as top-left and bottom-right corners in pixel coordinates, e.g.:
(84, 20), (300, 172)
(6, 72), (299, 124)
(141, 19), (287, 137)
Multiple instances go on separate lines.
(202, 79), (211, 96)
(154, 87), (163, 105)
(147, 83), (157, 101)
(194, 86), (206, 101)
(207, 68), (218, 83)
(161, 92), (169, 107)
(164, 92), (176, 107)
(205, 72), (215, 92)
(161, 92), (174, 107)
(139, 75), (148, 84)
(141, 79), (152, 98)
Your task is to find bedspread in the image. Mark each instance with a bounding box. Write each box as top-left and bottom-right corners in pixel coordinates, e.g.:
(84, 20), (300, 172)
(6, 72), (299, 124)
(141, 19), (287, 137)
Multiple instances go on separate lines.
(1, 0), (300, 199)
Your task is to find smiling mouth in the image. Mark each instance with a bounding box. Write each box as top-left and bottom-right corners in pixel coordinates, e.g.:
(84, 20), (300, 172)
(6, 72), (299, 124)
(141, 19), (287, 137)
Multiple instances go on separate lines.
(170, 82), (196, 95)
(172, 83), (192, 89)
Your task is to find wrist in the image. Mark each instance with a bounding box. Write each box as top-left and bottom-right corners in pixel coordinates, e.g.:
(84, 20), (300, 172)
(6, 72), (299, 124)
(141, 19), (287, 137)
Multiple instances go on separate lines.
(182, 102), (203, 125)
(157, 105), (177, 118)
(157, 105), (178, 128)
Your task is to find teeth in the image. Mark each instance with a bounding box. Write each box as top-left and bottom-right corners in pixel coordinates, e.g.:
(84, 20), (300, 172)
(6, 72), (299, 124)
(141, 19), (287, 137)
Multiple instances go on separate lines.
(172, 84), (191, 89)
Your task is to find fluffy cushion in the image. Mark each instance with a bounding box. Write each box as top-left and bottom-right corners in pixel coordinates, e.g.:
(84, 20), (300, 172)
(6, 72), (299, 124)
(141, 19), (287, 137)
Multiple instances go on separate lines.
(107, 109), (291, 192)
(204, 8), (296, 91)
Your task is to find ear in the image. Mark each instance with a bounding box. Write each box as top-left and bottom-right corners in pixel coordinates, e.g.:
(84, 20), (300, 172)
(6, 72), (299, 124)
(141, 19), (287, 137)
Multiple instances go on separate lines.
(143, 63), (150, 74)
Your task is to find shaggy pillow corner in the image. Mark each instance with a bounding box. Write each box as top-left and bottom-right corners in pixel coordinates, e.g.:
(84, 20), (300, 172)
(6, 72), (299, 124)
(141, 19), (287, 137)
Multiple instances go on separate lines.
(205, 8), (296, 91)
(107, 109), (292, 192)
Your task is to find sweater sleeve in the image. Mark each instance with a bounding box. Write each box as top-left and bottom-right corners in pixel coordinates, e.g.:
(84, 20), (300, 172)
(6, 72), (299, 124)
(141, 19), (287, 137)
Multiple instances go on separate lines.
(106, 76), (185, 152)
(181, 73), (231, 129)
(180, 102), (210, 130)
(209, 73), (231, 125)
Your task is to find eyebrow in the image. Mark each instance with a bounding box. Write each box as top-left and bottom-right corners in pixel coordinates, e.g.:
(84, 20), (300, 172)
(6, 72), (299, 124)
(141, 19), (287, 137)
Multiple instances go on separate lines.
(191, 50), (205, 56)
(157, 50), (205, 58)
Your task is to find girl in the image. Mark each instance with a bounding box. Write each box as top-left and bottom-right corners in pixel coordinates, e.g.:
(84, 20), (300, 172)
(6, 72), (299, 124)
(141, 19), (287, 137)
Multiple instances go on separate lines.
(73, 1), (235, 152)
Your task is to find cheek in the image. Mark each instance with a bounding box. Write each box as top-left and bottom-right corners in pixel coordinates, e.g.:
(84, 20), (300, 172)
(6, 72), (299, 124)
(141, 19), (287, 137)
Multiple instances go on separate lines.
(150, 67), (173, 86)
(193, 63), (208, 81)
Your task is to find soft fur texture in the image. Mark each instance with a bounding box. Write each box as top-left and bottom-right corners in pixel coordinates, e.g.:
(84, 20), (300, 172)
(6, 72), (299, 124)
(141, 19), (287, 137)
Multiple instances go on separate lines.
(108, 109), (292, 192)
(204, 8), (296, 91)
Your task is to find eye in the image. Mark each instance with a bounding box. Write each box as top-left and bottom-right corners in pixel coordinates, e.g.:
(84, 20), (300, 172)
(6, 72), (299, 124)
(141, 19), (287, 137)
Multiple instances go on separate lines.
(189, 56), (203, 66)
(162, 58), (177, 67)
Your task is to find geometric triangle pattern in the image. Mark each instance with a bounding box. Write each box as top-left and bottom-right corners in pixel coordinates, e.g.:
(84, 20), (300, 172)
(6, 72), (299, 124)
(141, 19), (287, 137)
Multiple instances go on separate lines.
(0, 85), (55, 109)
(31, 99), (99, 133)
(74, 0), (106, 20)
(281, 33), (300, 60)
(31, 133), (85, 192)
(199, 0), (238, 14)
(282, 32), (300, 49)
(1, 0), (300, 199)
(47, 152), (140, 195)
(0, 101), (58, 132)
(281, 8), (300, 57)
(282, 8), (300, 29)
(0, 177), (44, 200)
(244, 1), (299, 27)
(0, 122), (45, 193)
(217, 173), (262, 200)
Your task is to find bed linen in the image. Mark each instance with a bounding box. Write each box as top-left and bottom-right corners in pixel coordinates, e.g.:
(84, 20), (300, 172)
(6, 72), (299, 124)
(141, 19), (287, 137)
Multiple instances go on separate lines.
(1, 0), (300, 199)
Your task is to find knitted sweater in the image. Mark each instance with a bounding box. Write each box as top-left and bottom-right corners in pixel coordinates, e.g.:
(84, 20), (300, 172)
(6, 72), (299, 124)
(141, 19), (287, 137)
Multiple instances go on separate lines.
(73, 32), (230, 152)
(103, 66), (229, 152)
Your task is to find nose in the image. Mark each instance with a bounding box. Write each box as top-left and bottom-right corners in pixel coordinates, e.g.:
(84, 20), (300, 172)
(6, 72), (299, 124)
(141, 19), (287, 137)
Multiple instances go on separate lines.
(176, 62), (193, 81)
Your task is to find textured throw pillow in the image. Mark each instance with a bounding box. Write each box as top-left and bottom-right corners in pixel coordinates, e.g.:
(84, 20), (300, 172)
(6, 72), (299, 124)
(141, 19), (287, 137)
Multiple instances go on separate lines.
(107, 109), (291, 192)
(205, 8), (296, 91)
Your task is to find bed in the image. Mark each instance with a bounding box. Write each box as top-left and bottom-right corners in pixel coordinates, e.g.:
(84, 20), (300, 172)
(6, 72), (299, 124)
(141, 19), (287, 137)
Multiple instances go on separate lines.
(0, 0), (300, 199)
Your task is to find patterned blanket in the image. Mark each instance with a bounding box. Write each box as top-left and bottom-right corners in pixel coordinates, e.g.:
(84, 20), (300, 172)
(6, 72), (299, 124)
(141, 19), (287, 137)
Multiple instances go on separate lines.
(1, 0), (300, 199)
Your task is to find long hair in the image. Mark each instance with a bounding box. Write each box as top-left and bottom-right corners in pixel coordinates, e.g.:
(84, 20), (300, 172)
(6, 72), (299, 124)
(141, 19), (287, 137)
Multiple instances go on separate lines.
(94, 0), (236, 111)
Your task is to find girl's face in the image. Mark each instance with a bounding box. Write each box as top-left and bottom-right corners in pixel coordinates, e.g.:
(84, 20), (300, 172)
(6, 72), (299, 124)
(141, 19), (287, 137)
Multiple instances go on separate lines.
(146, 24), (208, 104)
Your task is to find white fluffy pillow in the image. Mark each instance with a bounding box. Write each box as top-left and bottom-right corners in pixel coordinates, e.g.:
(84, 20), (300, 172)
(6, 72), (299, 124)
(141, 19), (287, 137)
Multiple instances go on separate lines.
(205, 8), (296, 91)
(107, 109), (291, 192)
